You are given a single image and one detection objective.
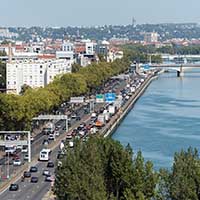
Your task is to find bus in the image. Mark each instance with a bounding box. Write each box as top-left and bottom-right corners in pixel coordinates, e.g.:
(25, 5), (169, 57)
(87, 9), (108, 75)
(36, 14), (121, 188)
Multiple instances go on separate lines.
(39, 149), (51, 161)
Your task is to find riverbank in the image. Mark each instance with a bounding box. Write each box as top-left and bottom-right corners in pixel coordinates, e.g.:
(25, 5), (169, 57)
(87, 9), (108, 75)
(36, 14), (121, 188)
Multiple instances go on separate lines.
(102, 72), (158, 138)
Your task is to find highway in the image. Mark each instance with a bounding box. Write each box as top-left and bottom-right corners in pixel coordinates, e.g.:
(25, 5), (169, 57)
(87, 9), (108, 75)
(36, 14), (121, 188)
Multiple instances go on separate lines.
(0, 71), (151, 200)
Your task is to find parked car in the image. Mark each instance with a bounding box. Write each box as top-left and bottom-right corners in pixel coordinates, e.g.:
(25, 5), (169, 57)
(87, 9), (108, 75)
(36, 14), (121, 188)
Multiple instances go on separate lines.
(24, 154), (29, 161)
(13, 159), (21, 166)
(9, 184), (19, 191)
(21, 146), (28, 153)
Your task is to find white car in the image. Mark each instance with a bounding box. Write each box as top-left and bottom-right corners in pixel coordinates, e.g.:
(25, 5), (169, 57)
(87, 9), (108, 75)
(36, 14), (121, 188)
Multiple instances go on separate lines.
(16, 145), (23, 150)
(24, 154), (29, 161)
(21, 146), (28, 153)
(69, 141), (74, 148)
(13, 159), (22, 166)
(48, 134), (55, 140)
(55, 131), (60, 136)
(43, 170), (50, 176)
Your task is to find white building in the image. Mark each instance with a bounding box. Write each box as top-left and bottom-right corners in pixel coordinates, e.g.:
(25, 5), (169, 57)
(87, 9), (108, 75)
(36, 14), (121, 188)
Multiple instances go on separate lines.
(6, 59), (72, 94)
(144, 32), (158, 43)
(56, 41), (75, 66)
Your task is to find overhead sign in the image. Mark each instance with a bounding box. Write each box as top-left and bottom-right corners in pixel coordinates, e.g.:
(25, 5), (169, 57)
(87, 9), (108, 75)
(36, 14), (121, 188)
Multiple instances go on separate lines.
(70, 96), (84, 103)
(143, 64), (150, 70)
(96, 94), (104, 103)
(0, 140), (28, 146)
(105, 93), (116, 103)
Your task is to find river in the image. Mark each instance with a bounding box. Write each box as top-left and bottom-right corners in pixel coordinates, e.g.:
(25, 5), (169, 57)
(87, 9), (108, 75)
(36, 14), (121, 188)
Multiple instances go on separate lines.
(112, 69), (200, 170)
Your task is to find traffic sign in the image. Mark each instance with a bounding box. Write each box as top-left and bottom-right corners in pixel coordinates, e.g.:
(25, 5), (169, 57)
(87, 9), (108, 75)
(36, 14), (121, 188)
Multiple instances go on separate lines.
(105, 93), (116, 103)
(96, 94), (104, 103)
(70, 96), (84, 103)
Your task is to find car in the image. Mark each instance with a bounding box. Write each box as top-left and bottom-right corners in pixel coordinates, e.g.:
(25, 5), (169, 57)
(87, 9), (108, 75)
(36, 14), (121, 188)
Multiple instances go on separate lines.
(48, 134), (55, 140)
(45, 175), (53, 182)
(16, 145), (23, 150)
(55, 130), (60, 136)
(30, 136), (34, 142)
(66, 133), (72, 140)
(24, 171), (31, 178)
(21, 146), (28, 153)
(69, 141), (74, 148)
(47, 161), (54, 168)
(30, 166), (38, 173)
(71, 113), (77, 119)
(31, 176), (38, 183)
(43, 169), (50, 176)
(24, 154), (29, 161)
(9, 184), (19, 191)
(42, 139), (49, 145)
(13, 159), (21, 166)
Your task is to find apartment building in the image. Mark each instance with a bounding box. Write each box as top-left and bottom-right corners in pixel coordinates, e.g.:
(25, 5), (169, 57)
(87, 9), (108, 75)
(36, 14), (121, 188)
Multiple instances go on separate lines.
(6, 59), (71, 94)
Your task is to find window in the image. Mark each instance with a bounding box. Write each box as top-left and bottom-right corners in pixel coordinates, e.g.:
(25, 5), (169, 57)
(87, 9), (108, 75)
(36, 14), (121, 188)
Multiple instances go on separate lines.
(40, 65), (43, 69)
(40, 71), (43, 74)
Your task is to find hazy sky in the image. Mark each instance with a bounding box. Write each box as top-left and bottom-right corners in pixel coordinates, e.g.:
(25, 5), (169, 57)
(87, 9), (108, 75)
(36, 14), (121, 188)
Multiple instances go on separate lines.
(1, 0), (200, 27)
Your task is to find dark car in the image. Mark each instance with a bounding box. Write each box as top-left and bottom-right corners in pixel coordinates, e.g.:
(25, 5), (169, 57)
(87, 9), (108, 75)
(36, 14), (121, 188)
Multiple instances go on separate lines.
(30, 166), (38, 173)
(47, 161), (54, 168)
(24, 171), (31, 178)
(9, 183), (19, 191)
(31, 176), (38, 183)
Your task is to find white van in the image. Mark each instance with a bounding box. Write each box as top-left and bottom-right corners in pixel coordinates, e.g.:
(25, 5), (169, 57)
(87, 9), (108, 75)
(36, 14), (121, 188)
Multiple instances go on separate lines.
(39, 149), (51, 161)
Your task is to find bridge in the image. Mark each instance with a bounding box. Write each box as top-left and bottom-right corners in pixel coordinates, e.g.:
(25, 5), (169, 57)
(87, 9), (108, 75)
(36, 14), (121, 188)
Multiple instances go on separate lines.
(143, 63), (200, 77)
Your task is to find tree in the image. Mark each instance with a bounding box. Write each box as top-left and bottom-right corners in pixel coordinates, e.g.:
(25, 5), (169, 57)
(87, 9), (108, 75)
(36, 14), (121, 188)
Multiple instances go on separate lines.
(20, 84), (32, 95)
(71, 63), (81, 73)
(54, 137), (158, 200)
(169, 148), (200, 200)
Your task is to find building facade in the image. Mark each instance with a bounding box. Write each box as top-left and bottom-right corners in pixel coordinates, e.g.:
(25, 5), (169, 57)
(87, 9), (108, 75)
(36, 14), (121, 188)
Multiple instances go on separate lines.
(6, 59), (71, 94)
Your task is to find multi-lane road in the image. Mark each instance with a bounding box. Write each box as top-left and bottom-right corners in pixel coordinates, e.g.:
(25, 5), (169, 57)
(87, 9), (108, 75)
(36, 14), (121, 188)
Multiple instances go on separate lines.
(0, 71), (150, 200)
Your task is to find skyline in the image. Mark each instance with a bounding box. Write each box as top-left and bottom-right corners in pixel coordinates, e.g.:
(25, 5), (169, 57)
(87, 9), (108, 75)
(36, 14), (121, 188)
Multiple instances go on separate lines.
(0, 0), (200, 27)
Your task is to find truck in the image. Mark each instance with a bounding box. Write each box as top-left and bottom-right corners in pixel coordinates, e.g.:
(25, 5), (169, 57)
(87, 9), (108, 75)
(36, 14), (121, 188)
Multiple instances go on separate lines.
(95, 114), (105, 128)
(103, 110), (110, 122)
(108, 105), (115, 116)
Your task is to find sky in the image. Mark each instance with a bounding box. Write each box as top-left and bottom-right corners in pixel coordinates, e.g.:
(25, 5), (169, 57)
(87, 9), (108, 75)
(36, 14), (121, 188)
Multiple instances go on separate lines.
(1, 0), (200, 27)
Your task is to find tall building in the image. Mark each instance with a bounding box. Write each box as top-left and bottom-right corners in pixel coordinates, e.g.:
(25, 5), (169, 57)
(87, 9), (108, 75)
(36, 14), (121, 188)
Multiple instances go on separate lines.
(144, 32), (158, 43)
(6, 59), (71, 94)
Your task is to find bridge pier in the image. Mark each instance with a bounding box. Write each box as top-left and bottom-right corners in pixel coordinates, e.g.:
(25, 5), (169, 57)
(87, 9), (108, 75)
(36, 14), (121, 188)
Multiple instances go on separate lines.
(177, 65), (184, 77)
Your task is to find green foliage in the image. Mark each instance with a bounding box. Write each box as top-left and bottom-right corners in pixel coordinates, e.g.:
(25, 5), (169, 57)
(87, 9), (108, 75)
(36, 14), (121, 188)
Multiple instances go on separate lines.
(0, 58), (130, 130)
(71, 63), (81, 73)
(0, 61), (6, 89)
(54, 137), (157, 200)
(169, 147), (200, 200)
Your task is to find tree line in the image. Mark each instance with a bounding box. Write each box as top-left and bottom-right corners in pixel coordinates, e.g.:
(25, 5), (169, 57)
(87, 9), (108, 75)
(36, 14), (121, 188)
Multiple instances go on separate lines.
(123, 44), (200, 57)
(0, 58), (130, 131)
(54, 136), (200, 200)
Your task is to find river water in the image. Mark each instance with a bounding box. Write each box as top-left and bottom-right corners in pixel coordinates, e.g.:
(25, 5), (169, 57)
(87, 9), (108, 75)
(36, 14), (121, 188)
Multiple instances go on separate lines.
(112, 70), (200, 170)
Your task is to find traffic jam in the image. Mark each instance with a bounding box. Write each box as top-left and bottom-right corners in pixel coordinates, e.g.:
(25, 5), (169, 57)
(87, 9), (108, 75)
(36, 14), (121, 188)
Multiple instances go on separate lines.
(0, 69), (154, 195)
